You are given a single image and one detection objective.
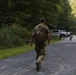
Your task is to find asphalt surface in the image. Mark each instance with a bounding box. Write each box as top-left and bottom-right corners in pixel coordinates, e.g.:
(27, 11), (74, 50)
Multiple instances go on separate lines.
(0, 36), (76, 75)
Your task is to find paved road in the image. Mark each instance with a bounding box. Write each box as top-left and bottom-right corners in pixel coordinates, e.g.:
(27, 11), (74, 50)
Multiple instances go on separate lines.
(0, 36), (76, 75)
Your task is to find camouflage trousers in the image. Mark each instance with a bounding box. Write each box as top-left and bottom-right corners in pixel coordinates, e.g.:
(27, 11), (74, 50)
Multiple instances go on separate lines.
(35, 45), (46, 63)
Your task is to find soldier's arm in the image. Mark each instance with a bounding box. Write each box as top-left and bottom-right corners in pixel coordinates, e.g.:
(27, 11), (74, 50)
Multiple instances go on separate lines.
(47, 33), (51, 44)
(46, 26), (51, 44)
(30, 31), (34, 47)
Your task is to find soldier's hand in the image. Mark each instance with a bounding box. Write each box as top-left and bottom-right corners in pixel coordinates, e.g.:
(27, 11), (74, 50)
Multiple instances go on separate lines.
(30, 43), (33, 47)
(48, 42), (50, 45)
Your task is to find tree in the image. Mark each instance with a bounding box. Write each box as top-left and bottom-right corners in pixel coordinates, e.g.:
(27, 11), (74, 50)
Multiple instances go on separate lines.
(0, 0), (73, 31)
(57, 0), (72, 31)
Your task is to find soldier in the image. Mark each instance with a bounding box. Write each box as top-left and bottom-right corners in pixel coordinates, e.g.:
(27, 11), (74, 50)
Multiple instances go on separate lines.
(30, 17), (51, 71)
(70, 32), (73, 41)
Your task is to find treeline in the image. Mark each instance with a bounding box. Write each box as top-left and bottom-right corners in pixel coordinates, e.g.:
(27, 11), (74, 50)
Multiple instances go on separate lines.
(0, 0), (74, 49)
(0, 0), (72, 29)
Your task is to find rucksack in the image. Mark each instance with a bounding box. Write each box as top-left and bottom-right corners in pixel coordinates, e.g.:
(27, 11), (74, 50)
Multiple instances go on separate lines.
(34, 25), (48, 43)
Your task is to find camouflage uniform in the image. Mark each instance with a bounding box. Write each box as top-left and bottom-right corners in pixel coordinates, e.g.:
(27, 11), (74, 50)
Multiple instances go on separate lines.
(33, 24), (50, 71)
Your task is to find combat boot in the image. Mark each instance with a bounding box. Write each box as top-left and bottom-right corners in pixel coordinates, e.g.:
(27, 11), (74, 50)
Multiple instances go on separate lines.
(36, 55), (45, 71)
(36, 61), (41, 71)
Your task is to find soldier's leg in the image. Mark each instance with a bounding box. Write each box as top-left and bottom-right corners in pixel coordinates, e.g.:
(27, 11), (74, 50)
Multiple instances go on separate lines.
(35, 46), (40, 60)
(35, 45), (46, 61)
(35, 46), (41, 71)
(36, 46), (46, 71)
(37, 48), (46, 63)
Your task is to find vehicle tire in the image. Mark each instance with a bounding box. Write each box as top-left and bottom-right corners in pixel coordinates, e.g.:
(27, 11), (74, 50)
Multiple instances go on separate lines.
(61, 34), (65, 37)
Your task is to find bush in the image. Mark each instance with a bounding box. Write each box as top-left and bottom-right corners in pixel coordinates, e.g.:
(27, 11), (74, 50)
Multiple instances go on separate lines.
(51, 35), (59, 40)
(0, 24), (30, 49)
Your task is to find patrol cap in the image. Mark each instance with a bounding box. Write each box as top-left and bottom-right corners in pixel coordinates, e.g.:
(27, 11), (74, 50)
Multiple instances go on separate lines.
(40, 17), (45, 23)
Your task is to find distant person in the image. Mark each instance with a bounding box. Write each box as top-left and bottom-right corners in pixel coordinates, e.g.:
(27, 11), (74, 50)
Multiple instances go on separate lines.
(70, 32), (73, 41)
(59, 33), (62, 40)
(30, 17), (51, 71)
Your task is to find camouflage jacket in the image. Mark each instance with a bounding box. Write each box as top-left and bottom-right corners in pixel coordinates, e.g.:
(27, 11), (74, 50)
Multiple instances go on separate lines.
(33, 24), (50, 46)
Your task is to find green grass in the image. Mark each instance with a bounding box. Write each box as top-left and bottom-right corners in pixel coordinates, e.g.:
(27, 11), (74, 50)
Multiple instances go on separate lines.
(0, 45), (34, 59)
(0, 39), (59, 59)
(50, 39), (59, 44)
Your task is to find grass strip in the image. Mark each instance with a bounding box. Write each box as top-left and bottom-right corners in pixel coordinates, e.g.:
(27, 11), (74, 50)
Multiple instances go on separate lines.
(0, 39), (59, 59)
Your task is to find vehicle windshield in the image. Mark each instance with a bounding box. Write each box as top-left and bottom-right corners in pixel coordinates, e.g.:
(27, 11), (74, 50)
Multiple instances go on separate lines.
(52, 30), (59, 32)
(60, 30), (66, 32)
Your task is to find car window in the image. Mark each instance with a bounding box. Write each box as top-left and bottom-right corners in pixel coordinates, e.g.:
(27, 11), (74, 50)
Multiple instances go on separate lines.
(52, 30), (59, 32)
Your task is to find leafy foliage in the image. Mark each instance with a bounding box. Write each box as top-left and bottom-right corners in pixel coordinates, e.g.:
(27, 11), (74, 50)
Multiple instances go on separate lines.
(0, 0), (75, 49)
(0, 0), (72, 29)
(0, 25), (30, 49)
(57, 0), (72, 31)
